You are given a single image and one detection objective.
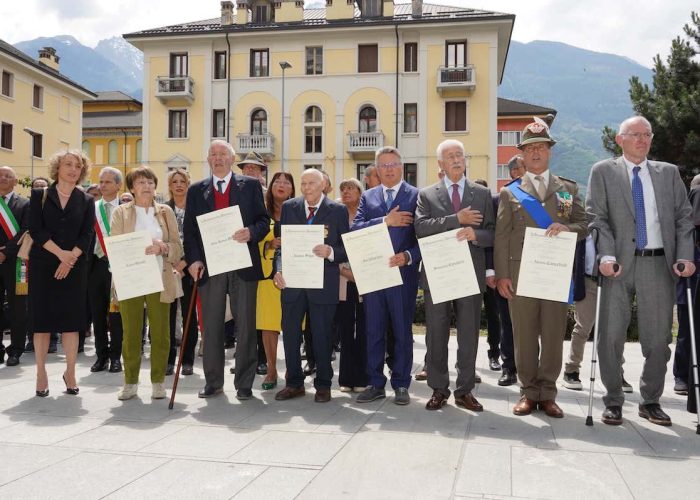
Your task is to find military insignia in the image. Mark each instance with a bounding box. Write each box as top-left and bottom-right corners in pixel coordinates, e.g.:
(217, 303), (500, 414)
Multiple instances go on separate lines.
(527, 122), (546, 134)
(556, 191), (573, 219)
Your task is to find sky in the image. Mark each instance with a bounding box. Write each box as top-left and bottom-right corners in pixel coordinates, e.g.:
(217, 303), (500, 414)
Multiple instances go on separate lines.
(1, 0), (697, 67)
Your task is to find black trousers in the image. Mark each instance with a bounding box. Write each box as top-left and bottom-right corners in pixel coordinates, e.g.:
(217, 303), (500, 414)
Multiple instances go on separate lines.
(483, 287), (501, 360)
(168, 275), (198, 367)
(88, 257), (123, 360)
(495, 290), (516, 371)
(337, 283), (367, 388)
(0, 258), (27, 357)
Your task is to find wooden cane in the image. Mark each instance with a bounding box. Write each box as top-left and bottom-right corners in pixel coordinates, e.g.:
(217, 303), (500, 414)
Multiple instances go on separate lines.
(169, 276), (199, 410)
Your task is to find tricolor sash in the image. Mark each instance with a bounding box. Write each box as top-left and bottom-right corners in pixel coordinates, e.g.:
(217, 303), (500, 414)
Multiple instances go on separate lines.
(0, 197), (28, 295)
(94, 199), (111, 257)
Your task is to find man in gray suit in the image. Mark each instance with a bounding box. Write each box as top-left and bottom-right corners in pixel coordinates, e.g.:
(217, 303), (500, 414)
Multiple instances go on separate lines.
(415, 140), (495, 411)
(587, 115), (695, 426)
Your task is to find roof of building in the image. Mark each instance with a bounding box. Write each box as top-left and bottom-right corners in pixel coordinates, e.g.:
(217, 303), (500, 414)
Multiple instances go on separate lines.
(497, 97), (557, 117)
(93, 91), (142, 104)
(82, 111), (142, 129)
(0, 38), (96, 98)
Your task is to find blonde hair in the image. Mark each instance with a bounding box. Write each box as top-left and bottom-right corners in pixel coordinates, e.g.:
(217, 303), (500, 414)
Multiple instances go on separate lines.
(48, 149), (91, 185)
(167, 168), (191, 200)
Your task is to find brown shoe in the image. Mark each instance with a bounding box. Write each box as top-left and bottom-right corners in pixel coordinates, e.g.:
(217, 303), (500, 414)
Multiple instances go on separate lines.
(414, 369), (428, 381)
(455, 393), (483, 412)
(274, 386), (305, 401)
(425, 390), (448, 410)
(513, 396), (537, 416)
(314, 388), (331, 403)
(539, 399), (564, 418)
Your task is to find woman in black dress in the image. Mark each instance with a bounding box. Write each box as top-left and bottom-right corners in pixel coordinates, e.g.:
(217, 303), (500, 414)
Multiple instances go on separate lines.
(29, 150), (95, 397)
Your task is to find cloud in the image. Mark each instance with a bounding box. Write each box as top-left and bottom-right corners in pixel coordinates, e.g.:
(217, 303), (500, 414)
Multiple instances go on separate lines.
(36, 0), (103, 20)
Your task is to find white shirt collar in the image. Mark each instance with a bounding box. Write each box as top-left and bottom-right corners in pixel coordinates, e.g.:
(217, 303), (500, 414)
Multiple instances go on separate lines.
(102, 196), (119, 207)
(212, 171), (233, 191)
(382, 181), (403, 197)
(622, 155), (648, 171)
(443, 176), (466, 191)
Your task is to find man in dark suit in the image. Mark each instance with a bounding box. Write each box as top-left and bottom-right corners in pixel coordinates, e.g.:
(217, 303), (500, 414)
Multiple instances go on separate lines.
(183, 140), (270, 400)
(415, 140), (495, 411)
(273, 168), (349, 402)
(0, 166), (29, 366)
(352, 146), (421, 406)
(587, 115), (695, 426)
(88, 166), (124, 373)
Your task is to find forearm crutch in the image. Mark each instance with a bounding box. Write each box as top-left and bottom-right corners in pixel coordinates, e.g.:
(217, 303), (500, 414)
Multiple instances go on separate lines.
(169, 276), (199, 410)
(678, 263), (700, 434)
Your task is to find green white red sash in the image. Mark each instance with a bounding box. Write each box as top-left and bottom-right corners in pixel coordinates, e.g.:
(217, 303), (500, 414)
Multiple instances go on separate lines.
(94, 199), (111, 257)
(0, 196), (28, 295)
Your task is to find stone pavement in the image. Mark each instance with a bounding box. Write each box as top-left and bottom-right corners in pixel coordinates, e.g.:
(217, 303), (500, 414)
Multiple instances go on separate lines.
(0, 335), (699, 500)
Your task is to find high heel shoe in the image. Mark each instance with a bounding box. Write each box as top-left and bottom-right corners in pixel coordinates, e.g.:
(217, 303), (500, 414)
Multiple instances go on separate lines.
(35, 389), (49, 397)
(63, 374), (79, 395)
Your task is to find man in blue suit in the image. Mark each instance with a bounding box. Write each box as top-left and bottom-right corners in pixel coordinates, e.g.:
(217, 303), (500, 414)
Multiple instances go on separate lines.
(273, 169), (349, 403)
(352, 146), (421, 405)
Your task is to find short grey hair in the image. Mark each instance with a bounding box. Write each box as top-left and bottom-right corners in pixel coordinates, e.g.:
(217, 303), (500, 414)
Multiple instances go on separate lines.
(209, 139), (235, 157)
(301, 168), (324, 183)
(339, 177), (363, 194)
(375, 146), (402, 164)
(619, 116), (652, 135)
(436, 139), (465, 160)
(507, 155), (523, 170)
(363, 164), (377, 177)
(99, 166), (123, 185)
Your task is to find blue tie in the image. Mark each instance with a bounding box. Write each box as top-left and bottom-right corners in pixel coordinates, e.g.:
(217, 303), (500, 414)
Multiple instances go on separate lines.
(386, 189), (395, 212)
(632, 166), (647, 250)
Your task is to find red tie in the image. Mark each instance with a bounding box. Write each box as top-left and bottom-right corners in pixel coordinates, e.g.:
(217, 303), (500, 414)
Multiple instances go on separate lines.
(451, 184), (461, 214)
(307, 206), (316, 224)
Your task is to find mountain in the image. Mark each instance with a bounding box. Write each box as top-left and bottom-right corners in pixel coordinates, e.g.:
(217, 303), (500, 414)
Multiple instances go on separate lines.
(499, 40), (654, 189)
(14, 35), (142, 99)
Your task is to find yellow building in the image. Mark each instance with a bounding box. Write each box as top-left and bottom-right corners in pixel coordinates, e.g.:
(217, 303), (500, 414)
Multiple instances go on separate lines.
(82, 91), (143, 184)
(0, 40), (95, 184)
(124, 1), (514, 191)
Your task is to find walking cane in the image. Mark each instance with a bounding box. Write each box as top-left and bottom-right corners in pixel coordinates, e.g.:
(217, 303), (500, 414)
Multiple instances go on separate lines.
(169, 276), (199, 410)
(585, 262), (619, 426)
(678, 262), (700, 434)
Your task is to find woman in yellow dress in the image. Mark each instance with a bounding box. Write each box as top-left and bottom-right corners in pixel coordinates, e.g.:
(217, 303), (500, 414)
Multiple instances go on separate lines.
(257, 172), (295, 389)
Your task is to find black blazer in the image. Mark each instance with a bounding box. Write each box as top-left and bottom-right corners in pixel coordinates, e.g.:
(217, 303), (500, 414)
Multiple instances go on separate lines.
(183, 173), (270, 283)
(279, 196), (349, 305)
(0, 192), (30, 260)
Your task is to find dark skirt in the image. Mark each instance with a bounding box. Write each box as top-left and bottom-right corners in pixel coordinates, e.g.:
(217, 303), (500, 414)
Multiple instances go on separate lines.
(338, 282), (368, 388)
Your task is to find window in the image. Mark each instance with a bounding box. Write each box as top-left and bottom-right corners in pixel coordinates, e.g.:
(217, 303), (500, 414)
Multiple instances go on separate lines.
(304, 164), (322, 170)
(359, 0), (382, 17)
(33, 84), (44, 109)
(254, 5), (272, 23)
(168, 110), (187, 138)
(358, 44), (378, 73)
(497, 131), (521, 146)
(214, 51), (227, 79)
(446, 40), (467, 67)
(135, 140), (142, 162)
(404, 43), (418, 72)
(250, 49), (269, 77)
(213, 109), (226, 138)
(251, 108), (267, 134)
(31, 133), (42, 158)
(497, 164), (511, 180)
(356, 163), (371, 181)
(304, 106), (322, 153)
(170, 53), (188, 76)
(445, 101), (467, 131)
(359, 106), (377, 133)
(81, 140), (90, 155)
(306, 46), (323, 75)
(0, 122), (12, 150)
(2, 70), (13, 97)
(403, 103), (417, 133)
(108, 140), (118, 164)
(404, 163), (417, 187)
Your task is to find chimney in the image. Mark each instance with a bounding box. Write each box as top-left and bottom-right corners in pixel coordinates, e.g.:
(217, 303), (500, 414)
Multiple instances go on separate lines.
(412, 0), (423, 18)
(38, 46), (60, 71)
(221, 0), (235, 25)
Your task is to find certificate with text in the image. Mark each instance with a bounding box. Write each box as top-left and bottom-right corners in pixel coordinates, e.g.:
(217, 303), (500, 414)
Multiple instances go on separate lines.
(418, 229), (480, 304)
(196, 205), (252, 277)
(105, 231), (164, 301)
(516, 227), (577, 302)
(342, 223), (402, 295)
(281, 225), (324, 289)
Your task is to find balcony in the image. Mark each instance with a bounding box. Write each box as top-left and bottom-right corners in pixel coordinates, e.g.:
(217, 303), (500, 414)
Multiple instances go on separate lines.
(347, 131), (384, 154)
(436, 65), (476, 94)
(236, 133), (275, 155)
(155, 76), (194, 104)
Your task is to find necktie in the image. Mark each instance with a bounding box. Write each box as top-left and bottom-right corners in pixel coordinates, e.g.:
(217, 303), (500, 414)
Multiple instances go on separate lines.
(307, 206), (316, 224)
(386, 188), (395, 211)
(534, 175), (546, 201)
(217, 179), (225, 194)
(632, 166), (647, 250)
(451, 184), (461, 214)
(105, 201), (113, 223)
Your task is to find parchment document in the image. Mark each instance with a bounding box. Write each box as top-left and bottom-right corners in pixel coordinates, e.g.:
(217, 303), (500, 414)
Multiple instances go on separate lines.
(196, 205), (252, 276)
(342, 223), (402, 295)
(105, 231), (164, 301)
(281, 225), (324, 289)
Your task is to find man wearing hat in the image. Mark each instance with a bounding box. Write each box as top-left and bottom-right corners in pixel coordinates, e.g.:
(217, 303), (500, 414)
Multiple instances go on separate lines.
(238, 151), (268, 190)
(494, 118), (587, 418)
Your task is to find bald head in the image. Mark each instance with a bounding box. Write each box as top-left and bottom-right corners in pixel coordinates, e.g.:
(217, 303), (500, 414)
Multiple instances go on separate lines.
(301, 168), (324, 205)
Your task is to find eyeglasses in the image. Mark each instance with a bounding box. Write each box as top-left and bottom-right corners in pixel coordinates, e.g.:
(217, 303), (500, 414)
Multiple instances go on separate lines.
(378, 162), (402, 169)
(621, 132), (654, 140)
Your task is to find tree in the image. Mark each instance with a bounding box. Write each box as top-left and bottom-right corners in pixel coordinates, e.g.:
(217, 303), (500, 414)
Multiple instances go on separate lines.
(603, 11), (700, 185)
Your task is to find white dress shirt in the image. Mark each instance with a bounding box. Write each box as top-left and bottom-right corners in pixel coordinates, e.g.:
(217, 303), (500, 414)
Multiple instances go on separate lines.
(622, 156), (663, 249)
(212, 171), (233, 194)
(304, 194), (334, 262)
(135, 205), (164, 271)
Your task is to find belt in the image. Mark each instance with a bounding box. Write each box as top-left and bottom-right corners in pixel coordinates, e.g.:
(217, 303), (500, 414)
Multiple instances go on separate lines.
(634, 248), (664, 257)
(584, 273), (597, 281)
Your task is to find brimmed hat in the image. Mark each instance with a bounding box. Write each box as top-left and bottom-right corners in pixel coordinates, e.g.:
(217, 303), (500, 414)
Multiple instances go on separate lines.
(517, 117), (556, 149)
(237, 151), (267, 170)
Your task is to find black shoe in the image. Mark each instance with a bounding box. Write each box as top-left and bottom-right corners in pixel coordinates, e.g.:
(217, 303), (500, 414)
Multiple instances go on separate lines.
(638, 403), (672, 426)
(35, 389), (49, 397)
(24, 343), (34, 352)
(0, 351), (5, 364)
(223, 339), (236, 349)
(165, 364), (175, 376)
(90, 357), (109, 372)
(602, 405), (623, 425)
(489, 357), (501, 371)
(562, 371), (583, 390)
(256, 363), (268, 375)
(303, 362), (316, 376)
(674, 377), (689, 395)
(229, 366), (235, 374)
(109, 359), (122, 373)
(182, 365), (194, 376)
(236, 388), (253, 400)
(6, 355), (19, 366)
(78, 346), (85, 353)
(198, 386), (223, 398)
(62, 374), (79, 395)
(48, 343), (57, 354)
(498, 368), (517, 386)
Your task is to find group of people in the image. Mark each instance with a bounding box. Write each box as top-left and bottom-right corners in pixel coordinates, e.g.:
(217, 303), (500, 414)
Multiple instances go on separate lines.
(1, 113), (698, 428)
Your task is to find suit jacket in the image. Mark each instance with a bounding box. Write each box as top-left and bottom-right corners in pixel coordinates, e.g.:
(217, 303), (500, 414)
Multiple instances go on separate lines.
(351, 182), (421, 288)
(586, 157), (694, 278)
(279, 196), (349, 305)
(414, 178), (495, 293)
(183, 173), (270, 284)
(0, 192), (29, 261)
(494, 172), (587, 285)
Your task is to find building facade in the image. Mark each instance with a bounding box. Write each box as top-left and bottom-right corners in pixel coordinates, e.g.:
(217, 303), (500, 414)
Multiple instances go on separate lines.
(125, 1), (514, 193)
(0, 40), (95, 183)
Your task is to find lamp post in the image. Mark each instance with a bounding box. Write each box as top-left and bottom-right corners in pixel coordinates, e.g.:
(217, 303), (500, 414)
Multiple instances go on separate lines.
(22, 127), (36, 180)
(279, 61), (292, 172)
